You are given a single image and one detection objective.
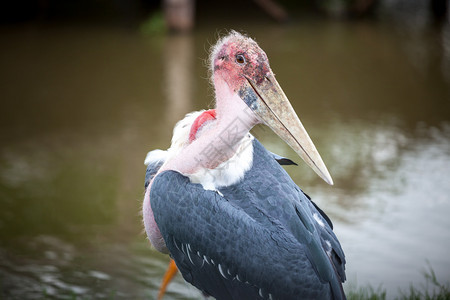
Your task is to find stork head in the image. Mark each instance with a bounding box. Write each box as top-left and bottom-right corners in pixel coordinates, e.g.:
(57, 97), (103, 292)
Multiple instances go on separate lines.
(211, 31), (333, 185)
(211, 31), (270, 92)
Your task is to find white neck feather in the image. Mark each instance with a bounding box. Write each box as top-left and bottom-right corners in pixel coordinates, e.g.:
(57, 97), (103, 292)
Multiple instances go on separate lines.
(188, 133), (254, 190)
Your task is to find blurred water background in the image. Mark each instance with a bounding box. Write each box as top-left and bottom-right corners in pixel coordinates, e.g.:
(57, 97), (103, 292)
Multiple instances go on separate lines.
(0, 0), (449, 299)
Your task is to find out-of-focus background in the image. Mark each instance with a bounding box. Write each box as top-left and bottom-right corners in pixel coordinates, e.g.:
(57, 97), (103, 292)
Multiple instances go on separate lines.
(0, 0), (449, 299)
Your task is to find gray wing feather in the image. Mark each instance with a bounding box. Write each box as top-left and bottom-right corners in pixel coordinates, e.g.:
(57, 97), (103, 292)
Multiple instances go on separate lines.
(269, 151), (298, 166)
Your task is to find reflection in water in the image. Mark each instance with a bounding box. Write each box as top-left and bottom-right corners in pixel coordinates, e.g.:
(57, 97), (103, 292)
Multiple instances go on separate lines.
(381, 0), (450, 85)
(163, 34), (195, 128)
(0, 18), (449, 299)
(0, 140), (118, 238)
(441, 23), (450, 82)
(335, 123), (450, 294)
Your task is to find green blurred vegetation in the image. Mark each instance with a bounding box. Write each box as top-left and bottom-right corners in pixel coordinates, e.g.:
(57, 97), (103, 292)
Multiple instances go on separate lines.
(140, 10), (166, 35)
(347, 267), (450, 300)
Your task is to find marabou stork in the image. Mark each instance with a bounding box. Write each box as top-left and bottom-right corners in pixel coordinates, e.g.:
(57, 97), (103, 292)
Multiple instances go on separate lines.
(143, 31), (346, 300)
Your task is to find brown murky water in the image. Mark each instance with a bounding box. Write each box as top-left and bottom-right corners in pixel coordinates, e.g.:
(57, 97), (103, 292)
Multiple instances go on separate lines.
(0, 18), (449, 299)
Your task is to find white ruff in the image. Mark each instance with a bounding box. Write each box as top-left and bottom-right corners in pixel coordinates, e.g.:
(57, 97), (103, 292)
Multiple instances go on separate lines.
(144, 110), (203, 166)
(145, 110), (254, 190)
(144, 149), (167, 166)
(188, 133), (254, 190)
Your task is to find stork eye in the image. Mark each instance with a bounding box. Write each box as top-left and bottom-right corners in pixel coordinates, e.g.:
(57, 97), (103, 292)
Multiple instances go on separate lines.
(235, 54), (246, 65)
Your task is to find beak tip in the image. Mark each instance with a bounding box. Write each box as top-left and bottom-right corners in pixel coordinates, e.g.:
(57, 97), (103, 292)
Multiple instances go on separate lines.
(323, 170), (334, 186)
(317, 165), (333, 186)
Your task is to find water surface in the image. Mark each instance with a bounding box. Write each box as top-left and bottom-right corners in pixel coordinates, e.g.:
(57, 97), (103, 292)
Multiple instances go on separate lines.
(0, 19), (449, 299)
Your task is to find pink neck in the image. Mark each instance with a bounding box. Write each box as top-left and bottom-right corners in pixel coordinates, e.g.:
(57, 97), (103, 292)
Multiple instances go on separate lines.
(162, 77), (258, 174)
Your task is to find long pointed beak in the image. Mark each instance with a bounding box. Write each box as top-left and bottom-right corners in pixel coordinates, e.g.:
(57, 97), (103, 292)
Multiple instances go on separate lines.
(242, 73), (333, 185)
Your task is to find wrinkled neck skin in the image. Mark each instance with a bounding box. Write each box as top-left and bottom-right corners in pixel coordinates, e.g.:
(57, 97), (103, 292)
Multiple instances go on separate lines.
(161, 77), (258, 174)
(144, 76), (258, 253)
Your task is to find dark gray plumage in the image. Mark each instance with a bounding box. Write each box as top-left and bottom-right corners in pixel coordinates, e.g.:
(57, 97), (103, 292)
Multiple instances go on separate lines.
(149, 139), (346, 300)
(145, 158), (165, 189)
(269, 152), (298, 166)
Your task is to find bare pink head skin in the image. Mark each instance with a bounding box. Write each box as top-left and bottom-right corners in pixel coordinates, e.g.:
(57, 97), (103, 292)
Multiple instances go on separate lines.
(211, 32), (271, 100)
(144, 31), (333, 253)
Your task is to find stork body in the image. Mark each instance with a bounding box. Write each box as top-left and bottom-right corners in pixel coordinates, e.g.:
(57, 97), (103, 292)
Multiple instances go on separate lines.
(143, 31), (346, 299)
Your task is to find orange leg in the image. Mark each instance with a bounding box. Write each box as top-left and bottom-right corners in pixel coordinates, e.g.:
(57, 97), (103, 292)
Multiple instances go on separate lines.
(157, 259), (179, 300)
